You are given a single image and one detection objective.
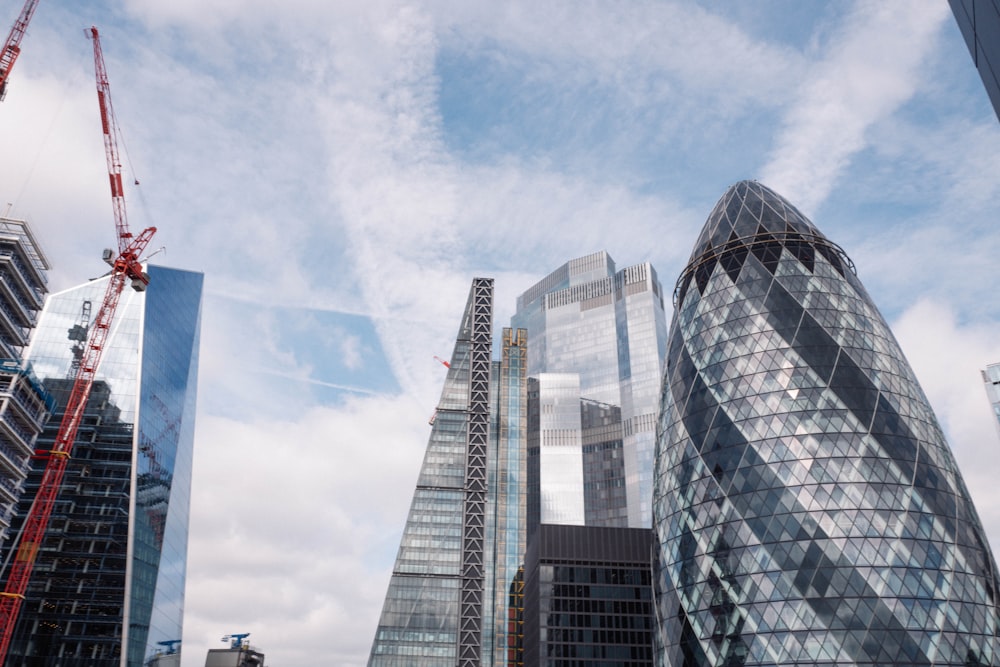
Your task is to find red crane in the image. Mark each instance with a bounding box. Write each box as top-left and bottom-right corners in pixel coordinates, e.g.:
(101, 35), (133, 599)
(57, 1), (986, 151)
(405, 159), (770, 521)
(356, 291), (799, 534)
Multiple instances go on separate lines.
(0, 0), (41, 101)
(0, 26), (155, 659)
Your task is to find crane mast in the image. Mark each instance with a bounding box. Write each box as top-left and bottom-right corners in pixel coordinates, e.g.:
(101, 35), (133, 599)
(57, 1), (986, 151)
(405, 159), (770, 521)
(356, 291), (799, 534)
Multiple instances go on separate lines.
(0, 0), (40, 101)
(0, 26), (155, 660)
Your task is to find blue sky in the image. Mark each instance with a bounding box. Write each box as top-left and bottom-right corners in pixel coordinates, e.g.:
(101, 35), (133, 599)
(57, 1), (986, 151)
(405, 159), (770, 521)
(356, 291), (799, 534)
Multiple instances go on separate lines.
(0, 1), (998, 666)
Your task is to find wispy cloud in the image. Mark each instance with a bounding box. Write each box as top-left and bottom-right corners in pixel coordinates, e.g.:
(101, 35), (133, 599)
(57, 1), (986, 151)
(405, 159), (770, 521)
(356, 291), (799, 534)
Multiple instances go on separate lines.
(253, 367), (378, 395)
(0, 3), (997, 667)
(761, 1), (951, 215)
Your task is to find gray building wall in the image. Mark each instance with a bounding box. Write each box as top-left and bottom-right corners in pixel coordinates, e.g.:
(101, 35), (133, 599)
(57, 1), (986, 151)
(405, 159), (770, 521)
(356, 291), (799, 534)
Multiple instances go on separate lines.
(522, 524), (654, 667)
(950, 0), (1000, 122)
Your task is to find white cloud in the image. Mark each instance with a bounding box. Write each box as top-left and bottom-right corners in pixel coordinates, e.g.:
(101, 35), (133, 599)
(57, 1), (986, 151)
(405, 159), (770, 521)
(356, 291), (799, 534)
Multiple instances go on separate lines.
(892, 299), (1000, 554)
(183, 394), (428, 666)
(339, 333), (365, 371)
(0, 2), (996, 667)
(761, 0), (951, 215)
(436, 0), (805, 113)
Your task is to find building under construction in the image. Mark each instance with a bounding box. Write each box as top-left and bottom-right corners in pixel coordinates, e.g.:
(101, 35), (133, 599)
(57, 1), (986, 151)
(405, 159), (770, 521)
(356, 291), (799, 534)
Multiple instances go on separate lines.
(0, 216), (52, 547)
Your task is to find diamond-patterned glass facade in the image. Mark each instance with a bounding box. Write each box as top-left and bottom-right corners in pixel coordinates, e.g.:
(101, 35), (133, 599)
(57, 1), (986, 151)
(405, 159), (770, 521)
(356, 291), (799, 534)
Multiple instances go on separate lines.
(653, 181), (1000, 666)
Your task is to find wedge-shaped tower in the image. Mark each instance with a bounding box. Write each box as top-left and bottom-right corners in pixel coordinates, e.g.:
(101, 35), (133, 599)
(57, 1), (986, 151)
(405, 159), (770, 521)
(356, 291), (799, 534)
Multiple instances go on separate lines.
(654, 181), (1000, 666)
(369, 278), (494, 667)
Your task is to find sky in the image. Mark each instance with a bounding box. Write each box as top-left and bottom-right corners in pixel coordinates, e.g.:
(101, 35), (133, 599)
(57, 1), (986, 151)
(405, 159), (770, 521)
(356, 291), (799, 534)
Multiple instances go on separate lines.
(0, 0), (997, 665)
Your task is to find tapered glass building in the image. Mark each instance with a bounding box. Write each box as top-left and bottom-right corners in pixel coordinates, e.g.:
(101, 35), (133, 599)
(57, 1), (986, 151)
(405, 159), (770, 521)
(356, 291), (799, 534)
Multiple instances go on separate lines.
(369, 278), (531, 667)
(654, 181), (1000, 665)
(3, 265), (202, 667)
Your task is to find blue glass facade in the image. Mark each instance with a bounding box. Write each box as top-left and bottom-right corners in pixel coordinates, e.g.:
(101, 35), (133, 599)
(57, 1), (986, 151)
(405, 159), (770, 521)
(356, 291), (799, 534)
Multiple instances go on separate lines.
(484, 328), (528, 667)
(3, 265), (202, 666)
(653, 181), (1000, 665)
(950, 0), (1000, 122)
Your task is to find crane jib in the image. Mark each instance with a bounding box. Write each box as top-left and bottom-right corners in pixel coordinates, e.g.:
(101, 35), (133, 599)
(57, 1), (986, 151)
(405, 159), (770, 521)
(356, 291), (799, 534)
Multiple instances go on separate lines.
(97, 90), (111, 135)
(0, 23), (158, 661)
(110, 173), (124, 198)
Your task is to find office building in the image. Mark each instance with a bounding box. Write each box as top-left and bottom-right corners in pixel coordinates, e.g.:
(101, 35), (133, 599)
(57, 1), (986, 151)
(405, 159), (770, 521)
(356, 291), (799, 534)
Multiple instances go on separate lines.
(950, 0), (1000, 122)
(203, 648), (264, 667)
(371, 278), (532, 667)
(204, 642), (264, 667)
(654, 180), (1000, 665)
(0, 216), (52, 546)
(3, 265), (202, 667)
(982, 363), (1000, 439)
(522, 524), (654, 667)
(513, 251), (667, 529)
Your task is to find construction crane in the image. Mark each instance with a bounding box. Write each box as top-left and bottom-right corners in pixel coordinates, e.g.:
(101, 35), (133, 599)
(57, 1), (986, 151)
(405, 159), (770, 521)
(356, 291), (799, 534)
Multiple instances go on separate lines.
(0, 0), (41, 101)
(0, 26), (155, 659)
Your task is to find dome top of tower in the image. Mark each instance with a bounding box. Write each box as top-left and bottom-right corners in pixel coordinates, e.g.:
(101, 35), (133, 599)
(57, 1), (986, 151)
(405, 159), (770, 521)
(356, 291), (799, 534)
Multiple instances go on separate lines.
(674, 180), (854, 308)
(688, 180), (825, 264)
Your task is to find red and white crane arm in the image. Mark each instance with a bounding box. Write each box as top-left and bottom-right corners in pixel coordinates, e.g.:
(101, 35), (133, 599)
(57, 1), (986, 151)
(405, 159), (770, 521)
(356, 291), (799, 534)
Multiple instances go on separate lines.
(0, 26), (155, 660)
(0, 0), (41, 100)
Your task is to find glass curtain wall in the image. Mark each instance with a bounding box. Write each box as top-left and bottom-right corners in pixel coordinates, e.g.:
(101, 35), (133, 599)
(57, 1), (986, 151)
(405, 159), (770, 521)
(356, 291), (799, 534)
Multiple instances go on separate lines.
(369, 279), (494, 667)
(654, 181), (1000, 666)
(4, 265), (201, 667)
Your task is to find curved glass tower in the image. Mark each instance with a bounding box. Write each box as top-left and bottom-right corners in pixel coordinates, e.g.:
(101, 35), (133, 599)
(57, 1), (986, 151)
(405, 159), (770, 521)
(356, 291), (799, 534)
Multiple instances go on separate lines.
(653, 181), (1000, 666)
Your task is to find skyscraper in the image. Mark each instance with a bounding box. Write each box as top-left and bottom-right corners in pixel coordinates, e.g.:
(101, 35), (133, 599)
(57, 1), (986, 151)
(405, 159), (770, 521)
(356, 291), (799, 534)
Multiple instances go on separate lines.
(3, 265), (202, 667)
(949, 0), (1000, 122)
(982, 362), (1000, 439)
(513, 251), (667, 529)
(484, 328), (528, 667)
(654, 181), (1000, 665)
(0, 216), (52, 546)
(370, 278), (531, 667)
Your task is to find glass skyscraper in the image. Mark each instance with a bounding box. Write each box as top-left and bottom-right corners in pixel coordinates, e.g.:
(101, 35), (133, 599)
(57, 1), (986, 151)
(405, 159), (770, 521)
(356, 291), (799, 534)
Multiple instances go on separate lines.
(370, 278), (530, 667)
(653, 180), (1000, 665)
(513, 251), (668, 529)
(3, 265), (202, 667)
(485, 328), (528, 667)
(949, 0), (1000, 122)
